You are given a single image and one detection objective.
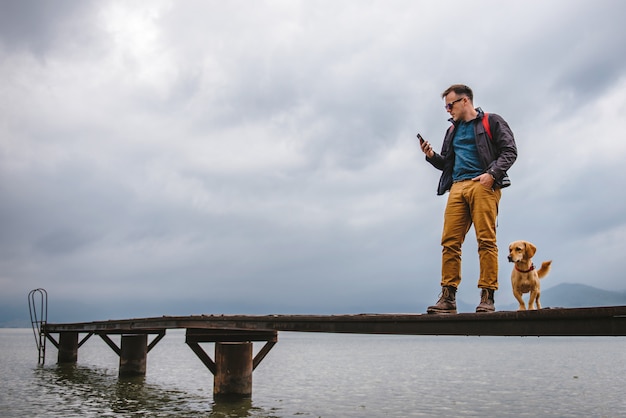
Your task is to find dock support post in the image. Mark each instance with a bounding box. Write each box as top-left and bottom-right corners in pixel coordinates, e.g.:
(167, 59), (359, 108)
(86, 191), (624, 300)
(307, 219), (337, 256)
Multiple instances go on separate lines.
(58, 331), (78, 363)
(214, 342), (253, 398)
(119, 334), (147, 376)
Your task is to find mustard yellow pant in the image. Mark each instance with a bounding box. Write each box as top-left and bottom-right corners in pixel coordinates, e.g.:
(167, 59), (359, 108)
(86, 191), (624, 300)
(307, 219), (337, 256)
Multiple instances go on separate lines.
(440, 180), (501, 290)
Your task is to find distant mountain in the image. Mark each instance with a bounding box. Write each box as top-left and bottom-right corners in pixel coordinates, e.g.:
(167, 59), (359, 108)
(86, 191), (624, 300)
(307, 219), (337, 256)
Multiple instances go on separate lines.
(498, 283), (626, 311)
(541, 283), (626, 307)
(448, 283), (626, 313)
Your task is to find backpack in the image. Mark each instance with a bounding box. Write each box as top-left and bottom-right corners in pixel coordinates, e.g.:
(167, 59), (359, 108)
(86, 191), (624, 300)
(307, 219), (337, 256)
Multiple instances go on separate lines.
(482, 112), (492, 140)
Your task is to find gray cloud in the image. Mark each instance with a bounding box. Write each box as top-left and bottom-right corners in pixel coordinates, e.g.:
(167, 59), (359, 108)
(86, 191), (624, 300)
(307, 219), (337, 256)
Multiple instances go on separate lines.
(0, 0), (100, 56)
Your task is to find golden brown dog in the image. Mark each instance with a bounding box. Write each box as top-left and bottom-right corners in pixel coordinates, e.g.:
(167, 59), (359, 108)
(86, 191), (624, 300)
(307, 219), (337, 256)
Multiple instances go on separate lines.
(508, 240), (552, 310)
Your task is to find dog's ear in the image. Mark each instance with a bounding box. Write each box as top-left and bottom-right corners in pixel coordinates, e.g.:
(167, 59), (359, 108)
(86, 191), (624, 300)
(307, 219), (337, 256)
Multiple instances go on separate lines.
(525, 242), (537, 258)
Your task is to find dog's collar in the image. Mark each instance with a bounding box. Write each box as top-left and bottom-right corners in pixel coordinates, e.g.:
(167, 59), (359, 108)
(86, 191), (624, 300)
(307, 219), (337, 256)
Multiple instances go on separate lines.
(515, 264), (535, 273)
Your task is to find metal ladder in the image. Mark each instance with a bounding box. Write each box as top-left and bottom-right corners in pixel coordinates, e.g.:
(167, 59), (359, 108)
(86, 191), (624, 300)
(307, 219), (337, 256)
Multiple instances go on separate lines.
(28, 288), (48, 365)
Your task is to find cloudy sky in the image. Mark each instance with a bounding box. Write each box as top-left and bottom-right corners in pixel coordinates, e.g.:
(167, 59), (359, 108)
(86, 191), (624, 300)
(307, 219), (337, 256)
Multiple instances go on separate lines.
(2, 0), (626, 321)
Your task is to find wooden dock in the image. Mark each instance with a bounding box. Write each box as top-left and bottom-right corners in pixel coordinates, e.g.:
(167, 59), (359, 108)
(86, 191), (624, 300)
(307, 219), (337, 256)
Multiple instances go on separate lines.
(39, 305), (626, 398)
(44, 305), (626, 336)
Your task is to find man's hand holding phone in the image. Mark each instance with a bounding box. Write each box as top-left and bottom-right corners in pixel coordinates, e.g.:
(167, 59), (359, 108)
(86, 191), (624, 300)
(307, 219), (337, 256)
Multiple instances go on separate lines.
(417, 133), (434, 158)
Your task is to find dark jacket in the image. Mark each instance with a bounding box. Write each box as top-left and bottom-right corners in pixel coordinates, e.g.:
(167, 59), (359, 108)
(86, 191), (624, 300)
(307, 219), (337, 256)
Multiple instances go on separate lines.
(426, 108), (517, 195)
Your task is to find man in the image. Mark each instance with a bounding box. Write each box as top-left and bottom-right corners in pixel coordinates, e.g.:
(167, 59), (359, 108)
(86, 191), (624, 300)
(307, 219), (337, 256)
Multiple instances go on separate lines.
(420, 84), (517, 313)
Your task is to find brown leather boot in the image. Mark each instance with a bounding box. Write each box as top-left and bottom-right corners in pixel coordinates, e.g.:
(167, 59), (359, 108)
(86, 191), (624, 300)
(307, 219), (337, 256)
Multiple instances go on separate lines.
(427, 286), (457, 314)
(476, 288), (495, 312)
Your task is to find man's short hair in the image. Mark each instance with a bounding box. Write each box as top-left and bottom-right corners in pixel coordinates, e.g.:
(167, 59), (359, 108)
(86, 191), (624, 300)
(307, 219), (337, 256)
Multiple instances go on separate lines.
(442, 84), (473, 102)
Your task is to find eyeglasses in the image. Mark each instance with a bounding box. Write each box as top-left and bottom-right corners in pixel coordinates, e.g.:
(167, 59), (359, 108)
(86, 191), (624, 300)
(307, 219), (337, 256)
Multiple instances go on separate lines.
(445, 97), (464, 111)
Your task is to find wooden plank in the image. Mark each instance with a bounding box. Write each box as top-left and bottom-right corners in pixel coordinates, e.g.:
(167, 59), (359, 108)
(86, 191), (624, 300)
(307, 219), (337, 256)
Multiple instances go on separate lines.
(253, 341), (277, 371)
(98, 333), (121, 356)
(42, 305), (626, 337)
(147, 331), (166, 353)
(186, 341), (216, 375)
(186, 329), (277, 343)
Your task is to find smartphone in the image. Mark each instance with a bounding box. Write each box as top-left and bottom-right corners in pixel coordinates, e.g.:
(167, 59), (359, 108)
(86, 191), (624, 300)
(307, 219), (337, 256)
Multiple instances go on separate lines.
(417, 133), (425, 145)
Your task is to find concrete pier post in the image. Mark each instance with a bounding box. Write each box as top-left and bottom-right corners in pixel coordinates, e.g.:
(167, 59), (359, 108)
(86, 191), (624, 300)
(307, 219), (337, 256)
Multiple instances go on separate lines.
(214, 342), (253, 398)
(119, 334), (148, 376)
(58, 331), (79, 363)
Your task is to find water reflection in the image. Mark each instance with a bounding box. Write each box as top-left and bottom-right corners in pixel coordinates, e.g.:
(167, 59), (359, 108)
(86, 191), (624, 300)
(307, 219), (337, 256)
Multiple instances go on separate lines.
(31, 364), (278, 417)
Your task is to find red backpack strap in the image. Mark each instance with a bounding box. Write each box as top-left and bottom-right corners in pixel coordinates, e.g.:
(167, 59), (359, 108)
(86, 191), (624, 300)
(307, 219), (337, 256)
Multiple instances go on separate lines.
(482, 112), (492, 140)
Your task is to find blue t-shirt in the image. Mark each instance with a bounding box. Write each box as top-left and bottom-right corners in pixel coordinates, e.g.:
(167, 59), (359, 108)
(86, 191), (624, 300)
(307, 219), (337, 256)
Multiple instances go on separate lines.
(452, 121), (483, 182)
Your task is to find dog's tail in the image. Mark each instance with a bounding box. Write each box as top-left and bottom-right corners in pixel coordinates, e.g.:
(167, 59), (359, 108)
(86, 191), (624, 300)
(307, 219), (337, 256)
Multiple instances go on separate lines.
(537, 260), (552, 279)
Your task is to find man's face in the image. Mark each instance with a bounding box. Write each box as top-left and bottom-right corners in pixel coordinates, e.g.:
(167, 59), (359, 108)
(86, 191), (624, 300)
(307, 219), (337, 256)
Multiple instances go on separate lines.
(444, 93), (467, 121)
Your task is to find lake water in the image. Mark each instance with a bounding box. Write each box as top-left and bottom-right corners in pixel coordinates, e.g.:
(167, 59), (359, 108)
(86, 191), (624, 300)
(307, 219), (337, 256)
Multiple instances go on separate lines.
(1, 328), (625, 417)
